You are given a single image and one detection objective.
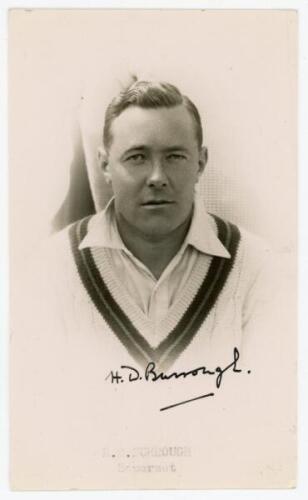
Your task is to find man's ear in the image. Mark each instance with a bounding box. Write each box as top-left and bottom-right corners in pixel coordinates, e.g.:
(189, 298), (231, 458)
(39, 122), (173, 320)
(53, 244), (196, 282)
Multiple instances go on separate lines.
(98, 146), (112, 185)
(198, 146), (208, 177)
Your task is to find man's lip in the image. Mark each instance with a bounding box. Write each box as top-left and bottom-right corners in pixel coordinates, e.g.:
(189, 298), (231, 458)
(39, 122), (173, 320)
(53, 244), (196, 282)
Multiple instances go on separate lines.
(141, 200), (174, 206)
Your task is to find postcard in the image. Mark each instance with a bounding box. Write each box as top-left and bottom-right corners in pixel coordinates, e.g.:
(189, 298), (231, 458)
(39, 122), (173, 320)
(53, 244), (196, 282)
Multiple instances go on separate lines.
(9, 9), (297, 490)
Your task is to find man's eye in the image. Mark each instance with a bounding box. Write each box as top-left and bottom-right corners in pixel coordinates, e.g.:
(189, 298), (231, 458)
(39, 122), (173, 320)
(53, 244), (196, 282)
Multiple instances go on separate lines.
(167, 154), (186, 161)
(126, 154), (145, 164)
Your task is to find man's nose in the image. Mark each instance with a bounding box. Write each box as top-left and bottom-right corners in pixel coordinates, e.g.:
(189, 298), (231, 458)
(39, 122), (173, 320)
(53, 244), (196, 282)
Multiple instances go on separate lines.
(147, 160), (168, 188)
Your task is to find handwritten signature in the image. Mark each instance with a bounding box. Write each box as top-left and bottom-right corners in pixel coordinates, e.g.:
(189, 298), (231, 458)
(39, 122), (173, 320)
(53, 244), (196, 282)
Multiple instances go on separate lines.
(105, 348), (250, 411)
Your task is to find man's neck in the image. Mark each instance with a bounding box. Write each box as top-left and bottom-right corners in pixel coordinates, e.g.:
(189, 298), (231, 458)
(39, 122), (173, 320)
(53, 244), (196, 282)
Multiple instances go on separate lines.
(115, 214), (193, 280)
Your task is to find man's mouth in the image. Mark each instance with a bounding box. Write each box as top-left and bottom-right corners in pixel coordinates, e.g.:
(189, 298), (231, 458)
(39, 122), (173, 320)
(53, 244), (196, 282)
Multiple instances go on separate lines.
(141, 200), (174, 206)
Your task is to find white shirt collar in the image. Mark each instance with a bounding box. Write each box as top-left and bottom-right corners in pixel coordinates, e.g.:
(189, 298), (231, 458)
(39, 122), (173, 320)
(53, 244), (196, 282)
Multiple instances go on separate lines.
(79, 196), (230, 259)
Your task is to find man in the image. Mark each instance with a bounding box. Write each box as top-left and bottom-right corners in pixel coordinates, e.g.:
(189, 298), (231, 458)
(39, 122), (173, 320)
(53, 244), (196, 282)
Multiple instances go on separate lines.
(66, 79), (275, 370)
(20, 79), (277, 369)
(11, 79), (294, 489)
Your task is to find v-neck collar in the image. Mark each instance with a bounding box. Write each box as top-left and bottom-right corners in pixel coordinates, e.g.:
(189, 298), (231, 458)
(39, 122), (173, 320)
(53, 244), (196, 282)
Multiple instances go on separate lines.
(70, 214), (240, 371)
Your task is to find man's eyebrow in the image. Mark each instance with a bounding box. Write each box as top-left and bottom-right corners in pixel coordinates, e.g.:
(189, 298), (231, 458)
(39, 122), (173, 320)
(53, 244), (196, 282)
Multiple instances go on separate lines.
(163, 146), (190, 153)
(122, 145), (147, 155)
(121, 145), (190, 156)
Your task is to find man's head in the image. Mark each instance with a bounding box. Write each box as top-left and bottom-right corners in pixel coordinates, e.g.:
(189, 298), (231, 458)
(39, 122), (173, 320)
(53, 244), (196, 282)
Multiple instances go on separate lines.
(99, 79), (208, 240)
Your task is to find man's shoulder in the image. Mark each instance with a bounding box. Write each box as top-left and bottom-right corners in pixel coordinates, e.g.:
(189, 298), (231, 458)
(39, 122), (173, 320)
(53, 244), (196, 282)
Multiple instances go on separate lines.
(36, 222), (74, 264)
(237, 223), (273, 259)
(232, 221), (281, 295)
(24, 215), (95, 285)
(39, 214), (94, 259)
(209, 214), (277, 288)
(208, 212), (273, 260)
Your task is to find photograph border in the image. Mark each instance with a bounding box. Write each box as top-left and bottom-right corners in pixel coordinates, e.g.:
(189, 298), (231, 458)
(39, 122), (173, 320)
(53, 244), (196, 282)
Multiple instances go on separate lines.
(1, 0), (307, 499)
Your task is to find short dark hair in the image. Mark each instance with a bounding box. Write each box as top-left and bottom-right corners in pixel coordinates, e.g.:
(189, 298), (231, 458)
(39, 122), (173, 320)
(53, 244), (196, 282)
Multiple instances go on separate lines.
(103, 79), (203, 152)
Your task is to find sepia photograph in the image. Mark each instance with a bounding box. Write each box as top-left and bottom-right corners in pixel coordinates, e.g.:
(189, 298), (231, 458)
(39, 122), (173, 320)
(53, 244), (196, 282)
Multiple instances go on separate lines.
(9, 9), (297, 491)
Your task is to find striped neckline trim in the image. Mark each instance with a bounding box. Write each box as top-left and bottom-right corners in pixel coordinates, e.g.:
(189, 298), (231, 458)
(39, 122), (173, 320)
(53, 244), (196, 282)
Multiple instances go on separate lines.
(69, 214), (241, 370)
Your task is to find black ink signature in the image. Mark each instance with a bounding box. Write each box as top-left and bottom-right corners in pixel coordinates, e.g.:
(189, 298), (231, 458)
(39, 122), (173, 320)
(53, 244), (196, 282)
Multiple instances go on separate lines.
(105, 348), (250, 411)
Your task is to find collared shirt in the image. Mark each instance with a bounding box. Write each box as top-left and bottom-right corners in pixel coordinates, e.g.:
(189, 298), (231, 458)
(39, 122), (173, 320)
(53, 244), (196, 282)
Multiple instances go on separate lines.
(79, 196), (230, 340)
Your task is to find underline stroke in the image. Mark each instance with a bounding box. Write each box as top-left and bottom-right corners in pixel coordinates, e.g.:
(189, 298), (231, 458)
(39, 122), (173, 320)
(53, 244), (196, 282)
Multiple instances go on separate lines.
(159, 392), (215, 412)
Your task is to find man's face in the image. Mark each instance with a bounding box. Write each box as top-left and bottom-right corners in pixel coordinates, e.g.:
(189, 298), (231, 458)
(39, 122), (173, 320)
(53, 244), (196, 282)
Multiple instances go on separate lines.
(102, 105), (207, 240)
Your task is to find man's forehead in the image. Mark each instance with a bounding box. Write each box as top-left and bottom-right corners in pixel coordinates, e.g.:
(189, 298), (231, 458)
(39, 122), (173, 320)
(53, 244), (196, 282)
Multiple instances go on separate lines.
(109, 104), (197, 149)
(113, 104), (192, 126)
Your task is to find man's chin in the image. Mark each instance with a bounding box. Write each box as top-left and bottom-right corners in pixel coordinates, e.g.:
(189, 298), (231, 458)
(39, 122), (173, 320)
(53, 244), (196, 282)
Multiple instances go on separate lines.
(138, 225), (174, 241)
(136, 219), (187, 242)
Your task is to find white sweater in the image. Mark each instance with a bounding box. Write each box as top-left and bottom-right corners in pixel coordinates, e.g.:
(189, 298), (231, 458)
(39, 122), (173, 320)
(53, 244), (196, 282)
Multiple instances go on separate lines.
(10, 214), (296, 490)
